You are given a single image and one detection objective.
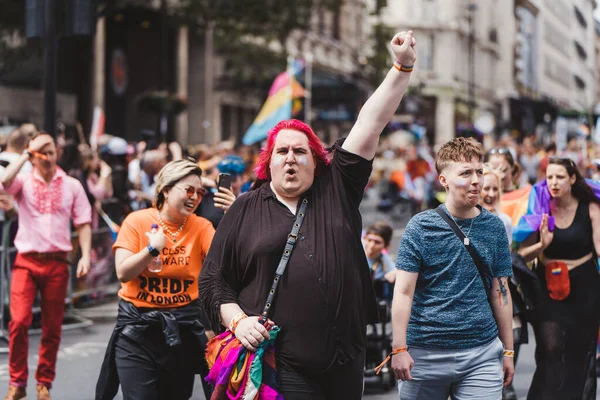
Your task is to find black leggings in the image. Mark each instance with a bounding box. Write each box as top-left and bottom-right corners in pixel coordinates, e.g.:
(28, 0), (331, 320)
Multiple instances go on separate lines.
(114, 328), (211, 400)
(276, 351), (365, 400)
(527, 261), (600, 400)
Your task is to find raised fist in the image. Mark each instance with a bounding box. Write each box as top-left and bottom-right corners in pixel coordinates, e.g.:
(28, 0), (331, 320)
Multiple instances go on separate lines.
(391, 31), (417, 68)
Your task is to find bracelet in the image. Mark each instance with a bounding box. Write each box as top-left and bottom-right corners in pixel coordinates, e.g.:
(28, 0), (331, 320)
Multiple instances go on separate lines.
(228, 311), (248, 333)
(374, 346), (408, 375)
(391, 346), (408, 355)
(393, 59), (414, 73)
(503, 350), (515, 358)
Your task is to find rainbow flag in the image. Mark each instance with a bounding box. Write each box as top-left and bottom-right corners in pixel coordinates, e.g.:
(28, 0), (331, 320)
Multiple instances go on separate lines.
(97, 207), (120, 242)
(242, 61), (305, 145)
(205, 327), (282, 399)
(512, 179), (600, 244)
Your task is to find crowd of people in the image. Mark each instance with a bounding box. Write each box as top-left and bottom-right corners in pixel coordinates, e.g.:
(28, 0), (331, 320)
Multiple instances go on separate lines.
(0, 27), (598, 400)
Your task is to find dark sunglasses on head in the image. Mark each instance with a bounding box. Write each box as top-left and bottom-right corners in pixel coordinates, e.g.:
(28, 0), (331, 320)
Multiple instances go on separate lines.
(173, 185), (206, 198)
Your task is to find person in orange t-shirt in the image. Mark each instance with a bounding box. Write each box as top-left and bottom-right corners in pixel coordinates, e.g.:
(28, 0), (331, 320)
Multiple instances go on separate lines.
(96, 159), (223, 400)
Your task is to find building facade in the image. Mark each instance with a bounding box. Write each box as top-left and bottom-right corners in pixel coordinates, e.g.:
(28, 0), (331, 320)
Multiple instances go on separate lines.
(188, 0), (371, 145)
(373, 0), (597, 145)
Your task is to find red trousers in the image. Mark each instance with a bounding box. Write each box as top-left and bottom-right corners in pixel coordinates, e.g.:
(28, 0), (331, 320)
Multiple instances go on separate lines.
(9, 253), (69, 388)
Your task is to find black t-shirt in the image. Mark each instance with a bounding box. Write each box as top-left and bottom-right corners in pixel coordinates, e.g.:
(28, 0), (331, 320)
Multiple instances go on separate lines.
(199, 142), (377, 371)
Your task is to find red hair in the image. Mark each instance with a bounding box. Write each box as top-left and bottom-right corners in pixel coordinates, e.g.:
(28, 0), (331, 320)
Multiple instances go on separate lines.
(254, 119), (330, 180)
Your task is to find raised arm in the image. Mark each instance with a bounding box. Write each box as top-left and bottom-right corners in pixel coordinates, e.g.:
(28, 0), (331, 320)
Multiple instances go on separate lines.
(342, 31), (417, 160)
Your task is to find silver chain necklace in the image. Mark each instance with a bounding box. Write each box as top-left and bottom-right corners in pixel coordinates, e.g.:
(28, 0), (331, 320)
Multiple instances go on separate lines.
(449, 211), (475, 246)
(157, 212), (188, 243)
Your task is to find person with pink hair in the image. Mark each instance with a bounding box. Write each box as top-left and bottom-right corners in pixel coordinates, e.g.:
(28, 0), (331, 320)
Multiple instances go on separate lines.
(199, 30), (416, 399)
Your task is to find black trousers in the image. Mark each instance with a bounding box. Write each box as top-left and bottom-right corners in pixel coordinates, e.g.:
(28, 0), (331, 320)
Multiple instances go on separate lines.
(276, 351), (365, 400)
(114, 327), (210, 400)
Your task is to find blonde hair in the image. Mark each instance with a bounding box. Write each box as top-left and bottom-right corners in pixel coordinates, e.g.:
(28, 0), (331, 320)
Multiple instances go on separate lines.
(154, 159), (203, 210)
(435, 137), (483, 174)
(482, 163), (504, 207)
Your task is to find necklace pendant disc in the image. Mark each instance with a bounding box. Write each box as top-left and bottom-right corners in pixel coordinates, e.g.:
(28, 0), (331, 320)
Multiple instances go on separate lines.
(173, 239), (176, 243)
(464, 237), (470, 246)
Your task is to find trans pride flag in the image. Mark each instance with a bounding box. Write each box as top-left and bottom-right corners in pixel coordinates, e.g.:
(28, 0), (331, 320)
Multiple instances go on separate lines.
(242, 61), (305, 145)
(512, 179), (600, 244)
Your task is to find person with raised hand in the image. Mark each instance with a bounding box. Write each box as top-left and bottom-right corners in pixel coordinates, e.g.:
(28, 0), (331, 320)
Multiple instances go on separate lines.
(1, 133), (92, 400)
(199, 31), (416, 400)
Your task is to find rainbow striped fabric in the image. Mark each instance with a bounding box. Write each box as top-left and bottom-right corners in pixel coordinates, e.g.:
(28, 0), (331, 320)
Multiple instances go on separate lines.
(205, 327), (282, 400)
(242, 61), (305, 145)
(512, 179), (600, 244)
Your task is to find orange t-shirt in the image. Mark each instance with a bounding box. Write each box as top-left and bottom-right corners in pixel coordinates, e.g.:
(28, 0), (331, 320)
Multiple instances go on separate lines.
(113, 208), (215, 308)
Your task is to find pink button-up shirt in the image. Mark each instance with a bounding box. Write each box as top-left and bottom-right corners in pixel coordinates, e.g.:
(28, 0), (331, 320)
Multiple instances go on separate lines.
(2, 168), (92, 253)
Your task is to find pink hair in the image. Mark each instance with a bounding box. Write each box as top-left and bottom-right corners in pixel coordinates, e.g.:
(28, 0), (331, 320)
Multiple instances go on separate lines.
(254, 119), (330, 180)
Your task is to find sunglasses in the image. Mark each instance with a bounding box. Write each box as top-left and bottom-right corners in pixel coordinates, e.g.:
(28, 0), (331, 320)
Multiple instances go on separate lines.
(487, 148), (511, 156)
(173, 185), (206, 198)
(486, 148), (515, 165)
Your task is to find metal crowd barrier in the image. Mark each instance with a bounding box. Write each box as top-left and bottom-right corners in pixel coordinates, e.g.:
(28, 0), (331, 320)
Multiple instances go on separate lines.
(0, 220), (121, 347)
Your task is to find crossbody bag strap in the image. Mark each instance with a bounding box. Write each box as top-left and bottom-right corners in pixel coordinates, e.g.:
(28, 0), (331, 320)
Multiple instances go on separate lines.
(258, 198), (309, 325)
(435, 205), (492, 295)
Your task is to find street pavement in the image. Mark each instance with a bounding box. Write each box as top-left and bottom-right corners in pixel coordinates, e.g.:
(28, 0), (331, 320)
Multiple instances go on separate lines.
(0, 193), (598, 399)
(0, 318), (592, 400)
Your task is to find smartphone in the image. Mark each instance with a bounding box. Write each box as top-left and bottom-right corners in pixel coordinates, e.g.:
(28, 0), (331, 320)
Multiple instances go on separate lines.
(217, 173), (232, 190)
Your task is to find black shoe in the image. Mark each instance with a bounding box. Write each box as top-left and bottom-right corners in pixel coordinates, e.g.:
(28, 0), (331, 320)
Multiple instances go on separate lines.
(502, 384), (517, 400)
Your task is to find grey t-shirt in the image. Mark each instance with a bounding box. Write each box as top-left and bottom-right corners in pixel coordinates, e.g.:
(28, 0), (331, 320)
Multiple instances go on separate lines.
(396, 205), (512, 350)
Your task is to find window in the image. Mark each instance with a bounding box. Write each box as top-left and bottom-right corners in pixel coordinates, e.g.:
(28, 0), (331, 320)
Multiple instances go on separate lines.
(544, 55), (570, 88)
(422, 0), (436, 21)
(574, 6), (587, 29)
(417, 33), (434, 71)
(574, 41), (587, 60)
(489, 28), (498, 43)
(547, 0), (571, 27)
(333, 10), (341, 40)
(318, 10), (325, 35)
(574, 75), (586, 90)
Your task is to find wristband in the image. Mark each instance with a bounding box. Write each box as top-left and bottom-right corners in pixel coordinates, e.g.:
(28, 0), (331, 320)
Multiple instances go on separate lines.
(503, 350), (515, 358)
(147, 244), (160, 257)
(393, 59), (414, 73)
(374, 346), (408, 375)
(229, 311), (248, 333)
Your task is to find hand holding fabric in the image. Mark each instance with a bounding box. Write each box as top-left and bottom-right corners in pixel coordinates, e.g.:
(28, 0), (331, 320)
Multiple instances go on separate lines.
(235, 316), (274, 352)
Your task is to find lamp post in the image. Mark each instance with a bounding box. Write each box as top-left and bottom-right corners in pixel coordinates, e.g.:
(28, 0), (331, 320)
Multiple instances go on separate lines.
(304, 51), (313, 126)
(43, 0), (57, 136)
(467, 0), (476, 123)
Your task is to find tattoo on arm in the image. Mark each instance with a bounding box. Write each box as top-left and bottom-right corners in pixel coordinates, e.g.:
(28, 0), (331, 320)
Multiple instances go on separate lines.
(497, 277), (508, 307)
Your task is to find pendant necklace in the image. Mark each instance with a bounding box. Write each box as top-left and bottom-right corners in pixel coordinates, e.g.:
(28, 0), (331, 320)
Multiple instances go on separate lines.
(157, 212), (188, 243)
(450, 212), (475, 246)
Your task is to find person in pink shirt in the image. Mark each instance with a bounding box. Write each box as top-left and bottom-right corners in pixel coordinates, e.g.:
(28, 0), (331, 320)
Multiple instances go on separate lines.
(0, 133), (92, 400)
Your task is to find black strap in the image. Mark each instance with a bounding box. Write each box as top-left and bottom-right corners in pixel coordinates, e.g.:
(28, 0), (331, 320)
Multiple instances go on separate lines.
(435, 205), (493, 295)
(258, 199), (309, 324)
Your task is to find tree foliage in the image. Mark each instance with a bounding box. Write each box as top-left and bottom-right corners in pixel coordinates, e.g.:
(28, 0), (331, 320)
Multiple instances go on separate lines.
(366, 22), (394, 87)
(0, 0), (344, 89)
